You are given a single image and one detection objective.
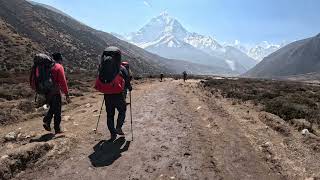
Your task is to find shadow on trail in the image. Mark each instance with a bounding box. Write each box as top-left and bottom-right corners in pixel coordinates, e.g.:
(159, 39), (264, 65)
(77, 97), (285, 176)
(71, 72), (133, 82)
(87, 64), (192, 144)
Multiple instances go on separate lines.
(89, 137), (131, 167)
(29, 133), (66, 143)
(29, 133), (55, 143)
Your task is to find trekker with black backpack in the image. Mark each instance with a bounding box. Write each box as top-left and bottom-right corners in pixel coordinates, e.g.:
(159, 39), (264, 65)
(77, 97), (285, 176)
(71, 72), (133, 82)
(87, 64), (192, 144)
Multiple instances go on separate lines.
(183, 71), (188, 82)
(30, 53), (70, 134)
(95, 47), (132, 141)
(160, 73), (164, 82)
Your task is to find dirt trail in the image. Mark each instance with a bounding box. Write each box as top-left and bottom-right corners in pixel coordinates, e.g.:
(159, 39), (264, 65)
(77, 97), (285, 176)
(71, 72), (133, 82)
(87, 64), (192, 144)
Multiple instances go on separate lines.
(0, 79), (318, 179)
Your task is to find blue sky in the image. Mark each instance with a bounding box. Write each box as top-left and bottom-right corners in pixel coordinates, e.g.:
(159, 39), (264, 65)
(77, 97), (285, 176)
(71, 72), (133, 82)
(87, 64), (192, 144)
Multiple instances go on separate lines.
(31, 0), (320, 45)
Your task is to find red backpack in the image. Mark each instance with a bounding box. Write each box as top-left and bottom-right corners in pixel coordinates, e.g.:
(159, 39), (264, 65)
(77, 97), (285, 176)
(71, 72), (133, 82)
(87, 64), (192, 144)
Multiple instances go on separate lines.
(94, 47), (125, 94)
(95, 71), (125, 94)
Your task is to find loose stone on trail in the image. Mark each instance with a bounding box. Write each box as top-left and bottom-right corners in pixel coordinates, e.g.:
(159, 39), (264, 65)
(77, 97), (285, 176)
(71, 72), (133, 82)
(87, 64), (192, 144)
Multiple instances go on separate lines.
(4, 132), (17, 142)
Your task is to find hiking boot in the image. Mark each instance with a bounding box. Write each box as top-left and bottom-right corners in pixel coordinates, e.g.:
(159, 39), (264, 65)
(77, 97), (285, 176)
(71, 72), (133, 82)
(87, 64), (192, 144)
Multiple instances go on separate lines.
(108, 134), (117, 142)
(54, 127), (63, 134)
(116, 128), (125, 136)
(43, 123), (51, 132)
(55, 129), (64, 134)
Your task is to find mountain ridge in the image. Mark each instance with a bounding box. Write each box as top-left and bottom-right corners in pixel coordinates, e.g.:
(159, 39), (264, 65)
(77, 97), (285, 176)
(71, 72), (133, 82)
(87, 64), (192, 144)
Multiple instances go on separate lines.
(124, 12), (258, 74)
(243, 34), (320, 78)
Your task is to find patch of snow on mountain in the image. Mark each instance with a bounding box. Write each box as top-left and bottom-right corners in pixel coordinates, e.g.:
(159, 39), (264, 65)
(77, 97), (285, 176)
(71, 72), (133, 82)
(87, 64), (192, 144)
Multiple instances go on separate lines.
(184, 33), (223, 51)
(226, 59), (236, 71)
(248, 42), (283, 61)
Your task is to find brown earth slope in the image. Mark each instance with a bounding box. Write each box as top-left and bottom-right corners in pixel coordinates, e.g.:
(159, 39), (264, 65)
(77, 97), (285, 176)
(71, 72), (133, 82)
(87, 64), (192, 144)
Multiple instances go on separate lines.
(0, 18), (44, 72)
(0, 0), (173, 74)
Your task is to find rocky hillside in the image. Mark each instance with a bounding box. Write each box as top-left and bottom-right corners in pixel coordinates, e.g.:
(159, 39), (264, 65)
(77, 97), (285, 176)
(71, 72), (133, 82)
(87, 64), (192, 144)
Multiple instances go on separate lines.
(244, 34), (320, 78)
(0, 18), (45, 72)
(0, 0), (184, 75)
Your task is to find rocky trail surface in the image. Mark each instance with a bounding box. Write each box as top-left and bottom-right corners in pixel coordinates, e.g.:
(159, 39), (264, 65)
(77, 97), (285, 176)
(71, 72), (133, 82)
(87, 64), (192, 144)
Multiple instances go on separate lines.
(0, 79), (319, 180)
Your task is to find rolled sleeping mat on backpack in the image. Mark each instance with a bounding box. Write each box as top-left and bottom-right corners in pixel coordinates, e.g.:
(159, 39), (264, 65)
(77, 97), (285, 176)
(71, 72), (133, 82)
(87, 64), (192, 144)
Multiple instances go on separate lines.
(34, 53), (55, 65)
(102, 46), (122, 64)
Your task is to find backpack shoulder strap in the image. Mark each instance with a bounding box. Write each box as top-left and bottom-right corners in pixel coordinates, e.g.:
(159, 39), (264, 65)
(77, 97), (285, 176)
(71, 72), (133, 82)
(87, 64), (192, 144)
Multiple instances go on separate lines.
(119, 65), (128, 78)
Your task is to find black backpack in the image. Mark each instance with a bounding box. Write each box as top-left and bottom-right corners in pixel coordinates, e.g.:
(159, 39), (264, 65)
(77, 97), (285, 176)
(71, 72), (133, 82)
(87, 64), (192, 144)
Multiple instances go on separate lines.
(99, 47), (122, 83)
(30, 54), (56, 95)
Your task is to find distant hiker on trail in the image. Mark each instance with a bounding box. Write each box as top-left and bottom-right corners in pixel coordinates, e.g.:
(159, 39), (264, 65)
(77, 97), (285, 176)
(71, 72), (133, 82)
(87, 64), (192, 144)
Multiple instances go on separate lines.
(95, 46), (132, 141)
(183, 71), (188, 82)
(160, 73), (164, 82)
(30, 53), (70, 134)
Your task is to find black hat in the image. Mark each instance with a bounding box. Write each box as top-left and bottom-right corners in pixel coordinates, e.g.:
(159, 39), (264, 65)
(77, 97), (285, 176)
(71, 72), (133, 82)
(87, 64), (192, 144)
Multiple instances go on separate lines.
(52, 52), (63, 61)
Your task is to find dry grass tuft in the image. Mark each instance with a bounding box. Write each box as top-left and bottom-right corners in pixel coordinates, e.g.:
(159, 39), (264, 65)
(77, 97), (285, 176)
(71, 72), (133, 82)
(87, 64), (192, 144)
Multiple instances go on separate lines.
(202, 78), (320, 125)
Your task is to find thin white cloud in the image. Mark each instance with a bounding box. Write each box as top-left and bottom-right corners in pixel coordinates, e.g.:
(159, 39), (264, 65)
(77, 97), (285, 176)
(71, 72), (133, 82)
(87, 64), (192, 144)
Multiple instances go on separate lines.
(143, 0), (151, 8)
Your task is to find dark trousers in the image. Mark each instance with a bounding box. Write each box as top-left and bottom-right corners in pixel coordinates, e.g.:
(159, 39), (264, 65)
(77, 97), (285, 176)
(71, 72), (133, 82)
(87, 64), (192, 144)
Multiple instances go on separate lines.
(104, 94), (127, 135)
(43, 94), (62, 131)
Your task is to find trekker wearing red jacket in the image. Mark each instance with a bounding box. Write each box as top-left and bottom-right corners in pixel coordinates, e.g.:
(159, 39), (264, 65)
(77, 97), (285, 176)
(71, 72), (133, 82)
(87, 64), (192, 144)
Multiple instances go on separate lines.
(95, 47), (132, 141)
(43, 53), (70, 134)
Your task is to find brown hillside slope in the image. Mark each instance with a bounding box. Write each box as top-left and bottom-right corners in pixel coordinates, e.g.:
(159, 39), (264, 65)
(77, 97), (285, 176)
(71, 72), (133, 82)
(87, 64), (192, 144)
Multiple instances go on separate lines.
(0, 0), (172, 74)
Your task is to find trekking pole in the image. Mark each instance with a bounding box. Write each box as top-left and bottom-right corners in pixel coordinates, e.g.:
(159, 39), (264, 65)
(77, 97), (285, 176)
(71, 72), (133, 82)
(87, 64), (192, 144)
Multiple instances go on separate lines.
(34, 93), (38, 102)
(129, 91), (133, 141)
(94, 98), (105, 134)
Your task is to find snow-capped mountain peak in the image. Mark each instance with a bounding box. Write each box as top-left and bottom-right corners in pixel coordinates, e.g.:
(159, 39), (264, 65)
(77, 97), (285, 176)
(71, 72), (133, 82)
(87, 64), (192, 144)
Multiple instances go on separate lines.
(127, 11), (188, 44)
(258, 41), (281, 49)
(122, 12), (286, 74)
(222, 40), (248, 54)
(127, 12), (223, 52)
(248, 41), (284, 61)
(184, 33), (223, 51)
(157, 11), (173, 24)
(138, 34), (184, 49)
